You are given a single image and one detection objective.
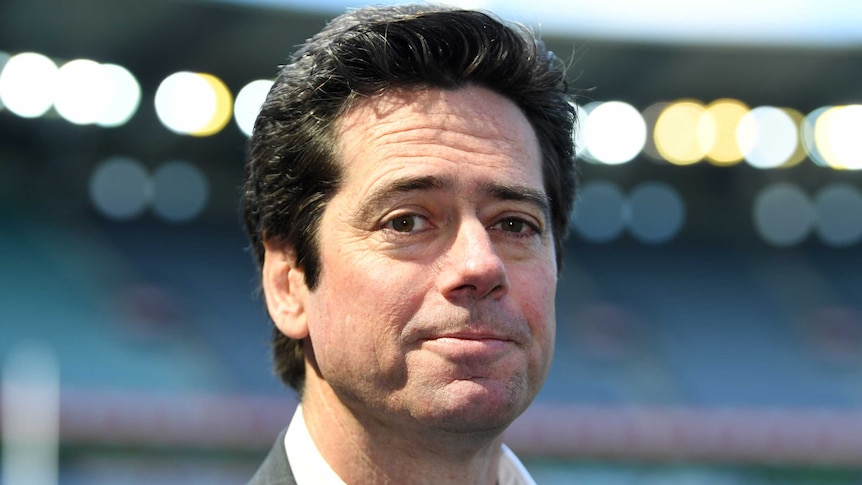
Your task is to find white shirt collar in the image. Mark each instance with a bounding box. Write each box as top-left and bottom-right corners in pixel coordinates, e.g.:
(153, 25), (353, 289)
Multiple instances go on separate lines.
(284, 404), (536, 485)
(284, 404), (347, 485)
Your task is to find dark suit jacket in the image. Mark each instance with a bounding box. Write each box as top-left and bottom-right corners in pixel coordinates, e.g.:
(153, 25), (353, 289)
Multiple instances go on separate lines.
(247, 429), (297, 485)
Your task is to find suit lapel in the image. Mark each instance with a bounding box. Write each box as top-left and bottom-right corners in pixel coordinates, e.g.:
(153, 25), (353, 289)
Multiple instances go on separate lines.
(247, 429), (297, 485)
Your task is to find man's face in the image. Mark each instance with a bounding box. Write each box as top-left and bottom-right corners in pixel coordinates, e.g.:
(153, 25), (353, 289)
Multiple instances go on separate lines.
(297, 85), (556, 435)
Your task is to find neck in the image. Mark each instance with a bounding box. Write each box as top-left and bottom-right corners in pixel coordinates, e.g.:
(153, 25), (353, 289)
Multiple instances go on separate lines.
(301, 376), (505, 485)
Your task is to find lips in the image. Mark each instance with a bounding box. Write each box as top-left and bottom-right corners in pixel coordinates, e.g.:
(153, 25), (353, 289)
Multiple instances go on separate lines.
(417, 325), (521, 344)
(434, 331), (513, 342)
(420, 330), (517, 362)
(412, 315), (529, 346)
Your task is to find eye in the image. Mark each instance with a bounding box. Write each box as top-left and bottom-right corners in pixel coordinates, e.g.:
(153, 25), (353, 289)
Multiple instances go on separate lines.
(491, 217), (539, 236)
(500, 218), (526, 233)
(383, 214), (431, 233)
(389, 215), (416, 232)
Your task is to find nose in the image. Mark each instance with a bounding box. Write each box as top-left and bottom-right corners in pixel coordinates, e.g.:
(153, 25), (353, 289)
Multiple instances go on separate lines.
(438, 218), (509, 301)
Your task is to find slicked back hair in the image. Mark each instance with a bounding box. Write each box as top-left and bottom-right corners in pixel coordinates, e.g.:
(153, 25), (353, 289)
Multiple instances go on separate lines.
(242, 4), (577, 391)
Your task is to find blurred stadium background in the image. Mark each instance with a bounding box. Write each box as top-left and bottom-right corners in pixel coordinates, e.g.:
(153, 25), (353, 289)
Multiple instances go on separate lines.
(1, 0), (862, 483)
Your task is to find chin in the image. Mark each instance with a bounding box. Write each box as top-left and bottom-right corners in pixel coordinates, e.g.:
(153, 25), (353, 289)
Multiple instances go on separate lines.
(419, 378), (534, 434)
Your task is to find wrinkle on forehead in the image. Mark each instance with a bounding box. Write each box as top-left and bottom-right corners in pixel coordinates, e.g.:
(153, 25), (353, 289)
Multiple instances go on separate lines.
(335, 85), (535, 161)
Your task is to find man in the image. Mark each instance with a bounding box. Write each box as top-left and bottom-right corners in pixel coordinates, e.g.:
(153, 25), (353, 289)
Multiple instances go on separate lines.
(242, 4), (576, 483)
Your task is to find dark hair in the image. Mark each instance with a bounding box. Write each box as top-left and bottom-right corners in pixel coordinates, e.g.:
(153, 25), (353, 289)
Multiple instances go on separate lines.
(242, 4), (577, 391)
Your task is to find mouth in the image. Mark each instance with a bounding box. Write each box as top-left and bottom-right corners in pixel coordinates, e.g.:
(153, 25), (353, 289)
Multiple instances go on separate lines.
(421, 332), (515, 359)
(436, 330), (511, 340)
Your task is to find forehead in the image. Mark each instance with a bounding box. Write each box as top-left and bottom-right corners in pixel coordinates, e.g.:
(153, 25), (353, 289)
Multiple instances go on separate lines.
(333, 86), (544, 192)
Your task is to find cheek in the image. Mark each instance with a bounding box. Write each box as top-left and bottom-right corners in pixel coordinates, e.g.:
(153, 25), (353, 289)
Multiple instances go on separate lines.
(513, 257), (556, 316)
(512, 265), (557, 355)
(307, 256), (429, 372)
(528, 290), (556, 386)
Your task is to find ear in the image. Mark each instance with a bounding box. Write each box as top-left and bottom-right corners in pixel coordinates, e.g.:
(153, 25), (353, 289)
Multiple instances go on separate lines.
(261, 240), (310, 340)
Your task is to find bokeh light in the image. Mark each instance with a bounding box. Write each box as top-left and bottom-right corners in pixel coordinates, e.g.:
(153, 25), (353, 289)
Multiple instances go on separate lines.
(97, 63), (141, 127)
(738, 106), (798, 169)
(151, 161), (209, 223)
(234, 79), (272, 137)
(155, 72), (233, 136)
(627, 182), (686, 244)
(816, 105), (862, 170)
(0, 52), (58, 118)
(572, 181), (626, 243)
(654, 100), (710, 165)
(54, 59), (114, 125)
(640, 102), (669, 162)
(813, 107), (842, 169)
(89, 156), (151, 221)
(0, 51), (8, 112)
(801, 106), (830, 168)
(574, 103), (598, 163)
(703, 98), (748, 166)
(814, 183), (862, 247)
(753, 183), (815, 247)
(778, 108), (808, 168)
(0, 54), (139, 126)
(195, 74), (233, 137)
(582, 101), (646, 165)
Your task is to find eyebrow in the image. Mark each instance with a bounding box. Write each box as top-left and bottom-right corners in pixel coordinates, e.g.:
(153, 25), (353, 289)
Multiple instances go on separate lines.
(479, 180), (551, 219)
(352, 174), (551, 224)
